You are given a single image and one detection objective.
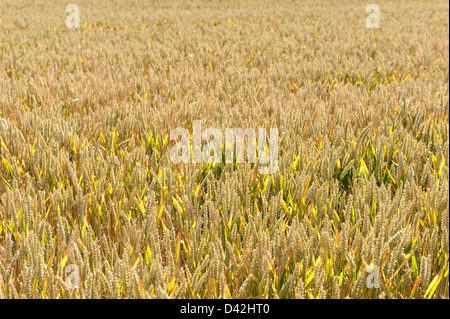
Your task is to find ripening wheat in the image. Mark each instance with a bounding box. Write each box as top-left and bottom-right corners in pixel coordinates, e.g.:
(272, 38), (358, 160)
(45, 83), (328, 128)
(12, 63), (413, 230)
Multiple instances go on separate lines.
(0, 0), (448, 299)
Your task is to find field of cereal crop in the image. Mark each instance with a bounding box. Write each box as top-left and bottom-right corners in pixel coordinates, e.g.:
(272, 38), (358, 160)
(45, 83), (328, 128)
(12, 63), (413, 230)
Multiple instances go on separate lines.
(0, 0), (448, 299)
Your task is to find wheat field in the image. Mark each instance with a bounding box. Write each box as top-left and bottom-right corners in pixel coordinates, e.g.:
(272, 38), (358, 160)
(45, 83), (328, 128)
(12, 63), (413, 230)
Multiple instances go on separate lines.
(0, 0), (448, 299)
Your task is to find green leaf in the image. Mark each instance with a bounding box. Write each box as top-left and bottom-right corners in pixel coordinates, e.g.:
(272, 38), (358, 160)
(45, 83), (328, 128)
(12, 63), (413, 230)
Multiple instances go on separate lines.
(411, 254), (418, 277)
